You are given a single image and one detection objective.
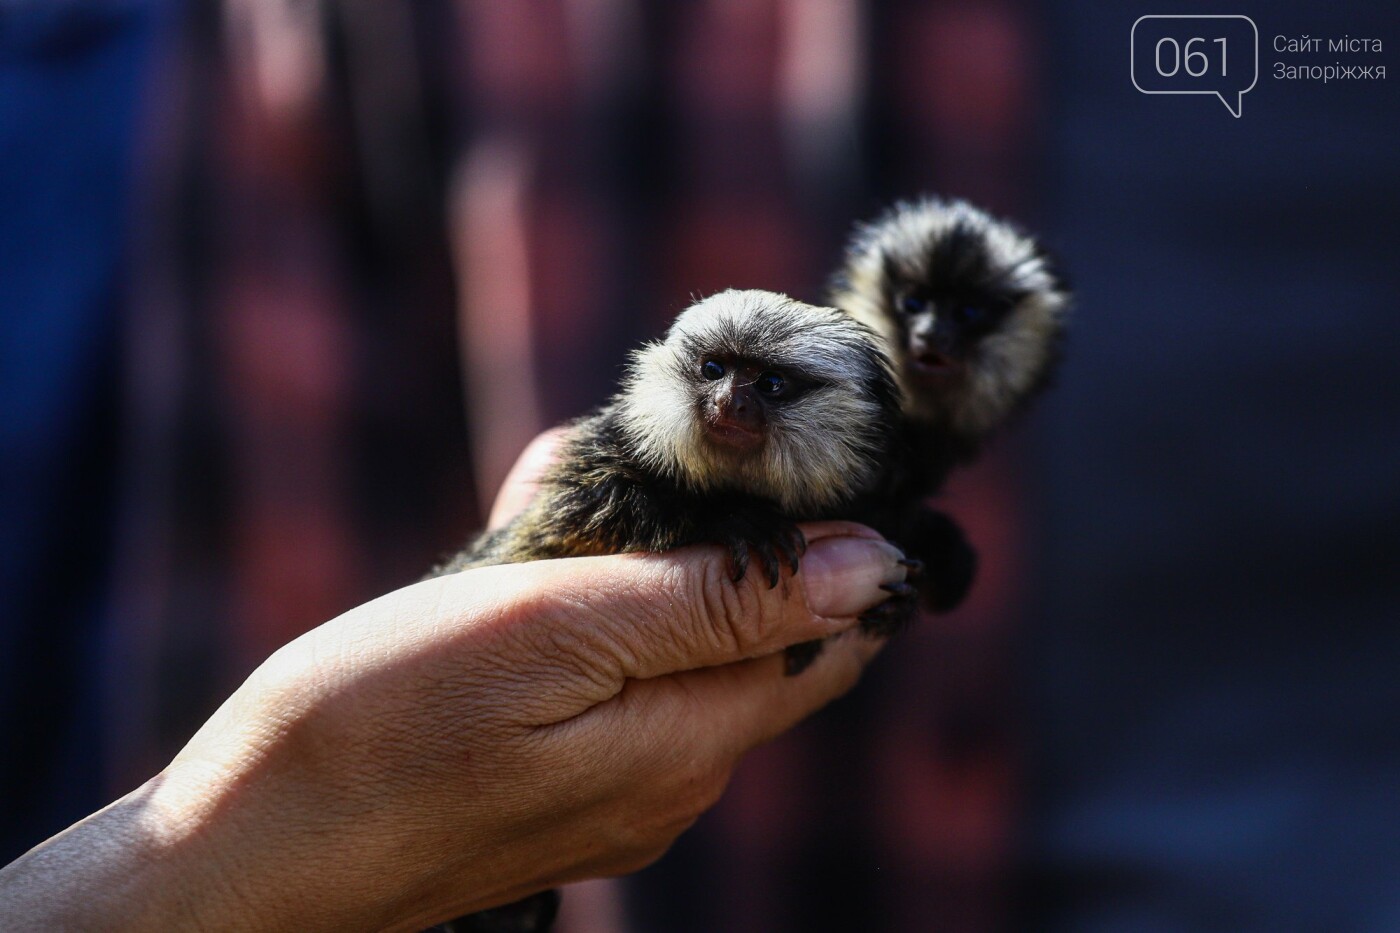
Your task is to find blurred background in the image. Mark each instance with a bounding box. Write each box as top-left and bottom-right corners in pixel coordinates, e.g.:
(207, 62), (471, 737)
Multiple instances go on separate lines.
(2, 1), (1396, 931)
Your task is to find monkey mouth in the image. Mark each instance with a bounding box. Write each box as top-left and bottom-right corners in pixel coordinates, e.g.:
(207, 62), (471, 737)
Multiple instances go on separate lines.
(909, 350), (962, 381)
(705, 421), (767, 453)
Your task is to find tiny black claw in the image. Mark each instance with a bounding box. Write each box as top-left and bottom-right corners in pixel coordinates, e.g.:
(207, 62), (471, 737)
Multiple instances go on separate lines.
(858, 600), (903, 623)
(716, 514), (803, 588)
(728, 543), (749, 584)
(775, 531), (803, 576)
(763, 556), (781, 589)
(897, 557), (924, 578)
(784, 639), (824, 676)
(859, 592), (919, 638)
(880, 581), (917, 597)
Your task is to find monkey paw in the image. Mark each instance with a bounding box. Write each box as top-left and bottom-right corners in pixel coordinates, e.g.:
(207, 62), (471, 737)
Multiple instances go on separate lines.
(903, 508), (978, 613)
(858, 579), (920, 639)
(716, 511), (807, 589)
(784, 576), (920, 678)
(783, 639), (825, 677)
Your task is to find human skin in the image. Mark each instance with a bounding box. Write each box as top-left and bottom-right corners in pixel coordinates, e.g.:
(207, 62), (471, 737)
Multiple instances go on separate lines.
(0, 434), (905, 932)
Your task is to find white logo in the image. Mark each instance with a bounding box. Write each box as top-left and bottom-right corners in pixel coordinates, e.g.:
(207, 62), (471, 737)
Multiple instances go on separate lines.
(1132, 15), (1259, 117)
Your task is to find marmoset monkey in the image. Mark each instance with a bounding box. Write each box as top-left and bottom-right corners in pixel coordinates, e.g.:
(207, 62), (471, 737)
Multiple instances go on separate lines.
(829, 196), (1070, 619)
(437, 288), (908, 589)
(430, 288), (914, 933)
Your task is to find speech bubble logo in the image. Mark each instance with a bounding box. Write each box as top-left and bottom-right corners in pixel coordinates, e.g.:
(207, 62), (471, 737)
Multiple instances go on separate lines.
(1131, 15), (1258, 117)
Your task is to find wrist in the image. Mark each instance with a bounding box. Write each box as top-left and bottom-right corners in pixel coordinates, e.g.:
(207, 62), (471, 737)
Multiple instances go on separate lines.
(146, 744), (392, 930)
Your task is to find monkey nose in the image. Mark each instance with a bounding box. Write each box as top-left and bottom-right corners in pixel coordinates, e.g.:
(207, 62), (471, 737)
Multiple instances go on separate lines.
(708, 388), (766, 451)
(909, 326), (960, 375)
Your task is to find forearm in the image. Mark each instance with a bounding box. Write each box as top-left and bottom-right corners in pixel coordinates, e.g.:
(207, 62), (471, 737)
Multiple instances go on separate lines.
(0, 772), (254, 931)
(0, 759), (531, 933)
(0, 682), (409, 933)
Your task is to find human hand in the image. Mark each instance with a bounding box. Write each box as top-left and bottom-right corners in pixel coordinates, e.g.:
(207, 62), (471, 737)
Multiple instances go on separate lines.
(0, 434), (905, 932)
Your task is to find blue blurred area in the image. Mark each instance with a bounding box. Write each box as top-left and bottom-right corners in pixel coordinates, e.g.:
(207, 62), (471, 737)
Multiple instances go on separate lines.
(0, 0), (160, 861)
(1024, 2), (1400, 929)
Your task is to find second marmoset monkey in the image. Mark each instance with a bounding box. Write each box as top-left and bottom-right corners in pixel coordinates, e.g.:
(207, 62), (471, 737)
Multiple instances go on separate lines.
(829, 196), (1071, 614)
(428, 288), (913, 933)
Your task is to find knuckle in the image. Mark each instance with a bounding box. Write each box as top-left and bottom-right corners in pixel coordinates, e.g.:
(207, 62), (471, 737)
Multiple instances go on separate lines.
(604, 838), (674, 878)
(618, 848), (669, 877)
(690, 552), (782, 657)
(618, 772), (722, 855)
(657, 749), (733, 822)
(627, 730), (732, 821)
(679, 761), (733, 816)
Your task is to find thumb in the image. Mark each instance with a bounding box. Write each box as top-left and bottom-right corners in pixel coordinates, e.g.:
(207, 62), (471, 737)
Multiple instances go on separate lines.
(485, 522), (906, 697)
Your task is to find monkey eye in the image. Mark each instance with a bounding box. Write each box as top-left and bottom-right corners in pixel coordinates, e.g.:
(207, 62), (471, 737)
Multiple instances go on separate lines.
(953, 305), (984, 327)
(900, 295), (931, 315)
(755, 371), (786, 396)
(701, 360), (726, 380)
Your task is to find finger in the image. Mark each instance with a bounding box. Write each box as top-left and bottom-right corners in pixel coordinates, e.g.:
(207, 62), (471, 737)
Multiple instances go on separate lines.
(631, 629), (887, 759)
(487, 427), (572, 531)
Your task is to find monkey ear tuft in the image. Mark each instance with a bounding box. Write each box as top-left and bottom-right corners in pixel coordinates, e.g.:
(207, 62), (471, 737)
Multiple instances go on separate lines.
(1034, 240), (1074, 297)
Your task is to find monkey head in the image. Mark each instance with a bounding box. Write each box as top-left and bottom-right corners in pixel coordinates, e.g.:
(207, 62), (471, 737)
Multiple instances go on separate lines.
(618, 289), (900, 515)
(832, 197), (1070, 439)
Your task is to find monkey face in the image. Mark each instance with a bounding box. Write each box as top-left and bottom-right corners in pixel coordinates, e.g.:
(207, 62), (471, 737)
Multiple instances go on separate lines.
(693, 356), (813, 453)
(833, 198), (1069, 436)
(883, 271), (1064, 435)
(890, 288), (1017, 391)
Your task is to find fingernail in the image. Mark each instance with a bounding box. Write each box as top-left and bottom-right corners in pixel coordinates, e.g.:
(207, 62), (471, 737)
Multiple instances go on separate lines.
(801, 536), (906, 619)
